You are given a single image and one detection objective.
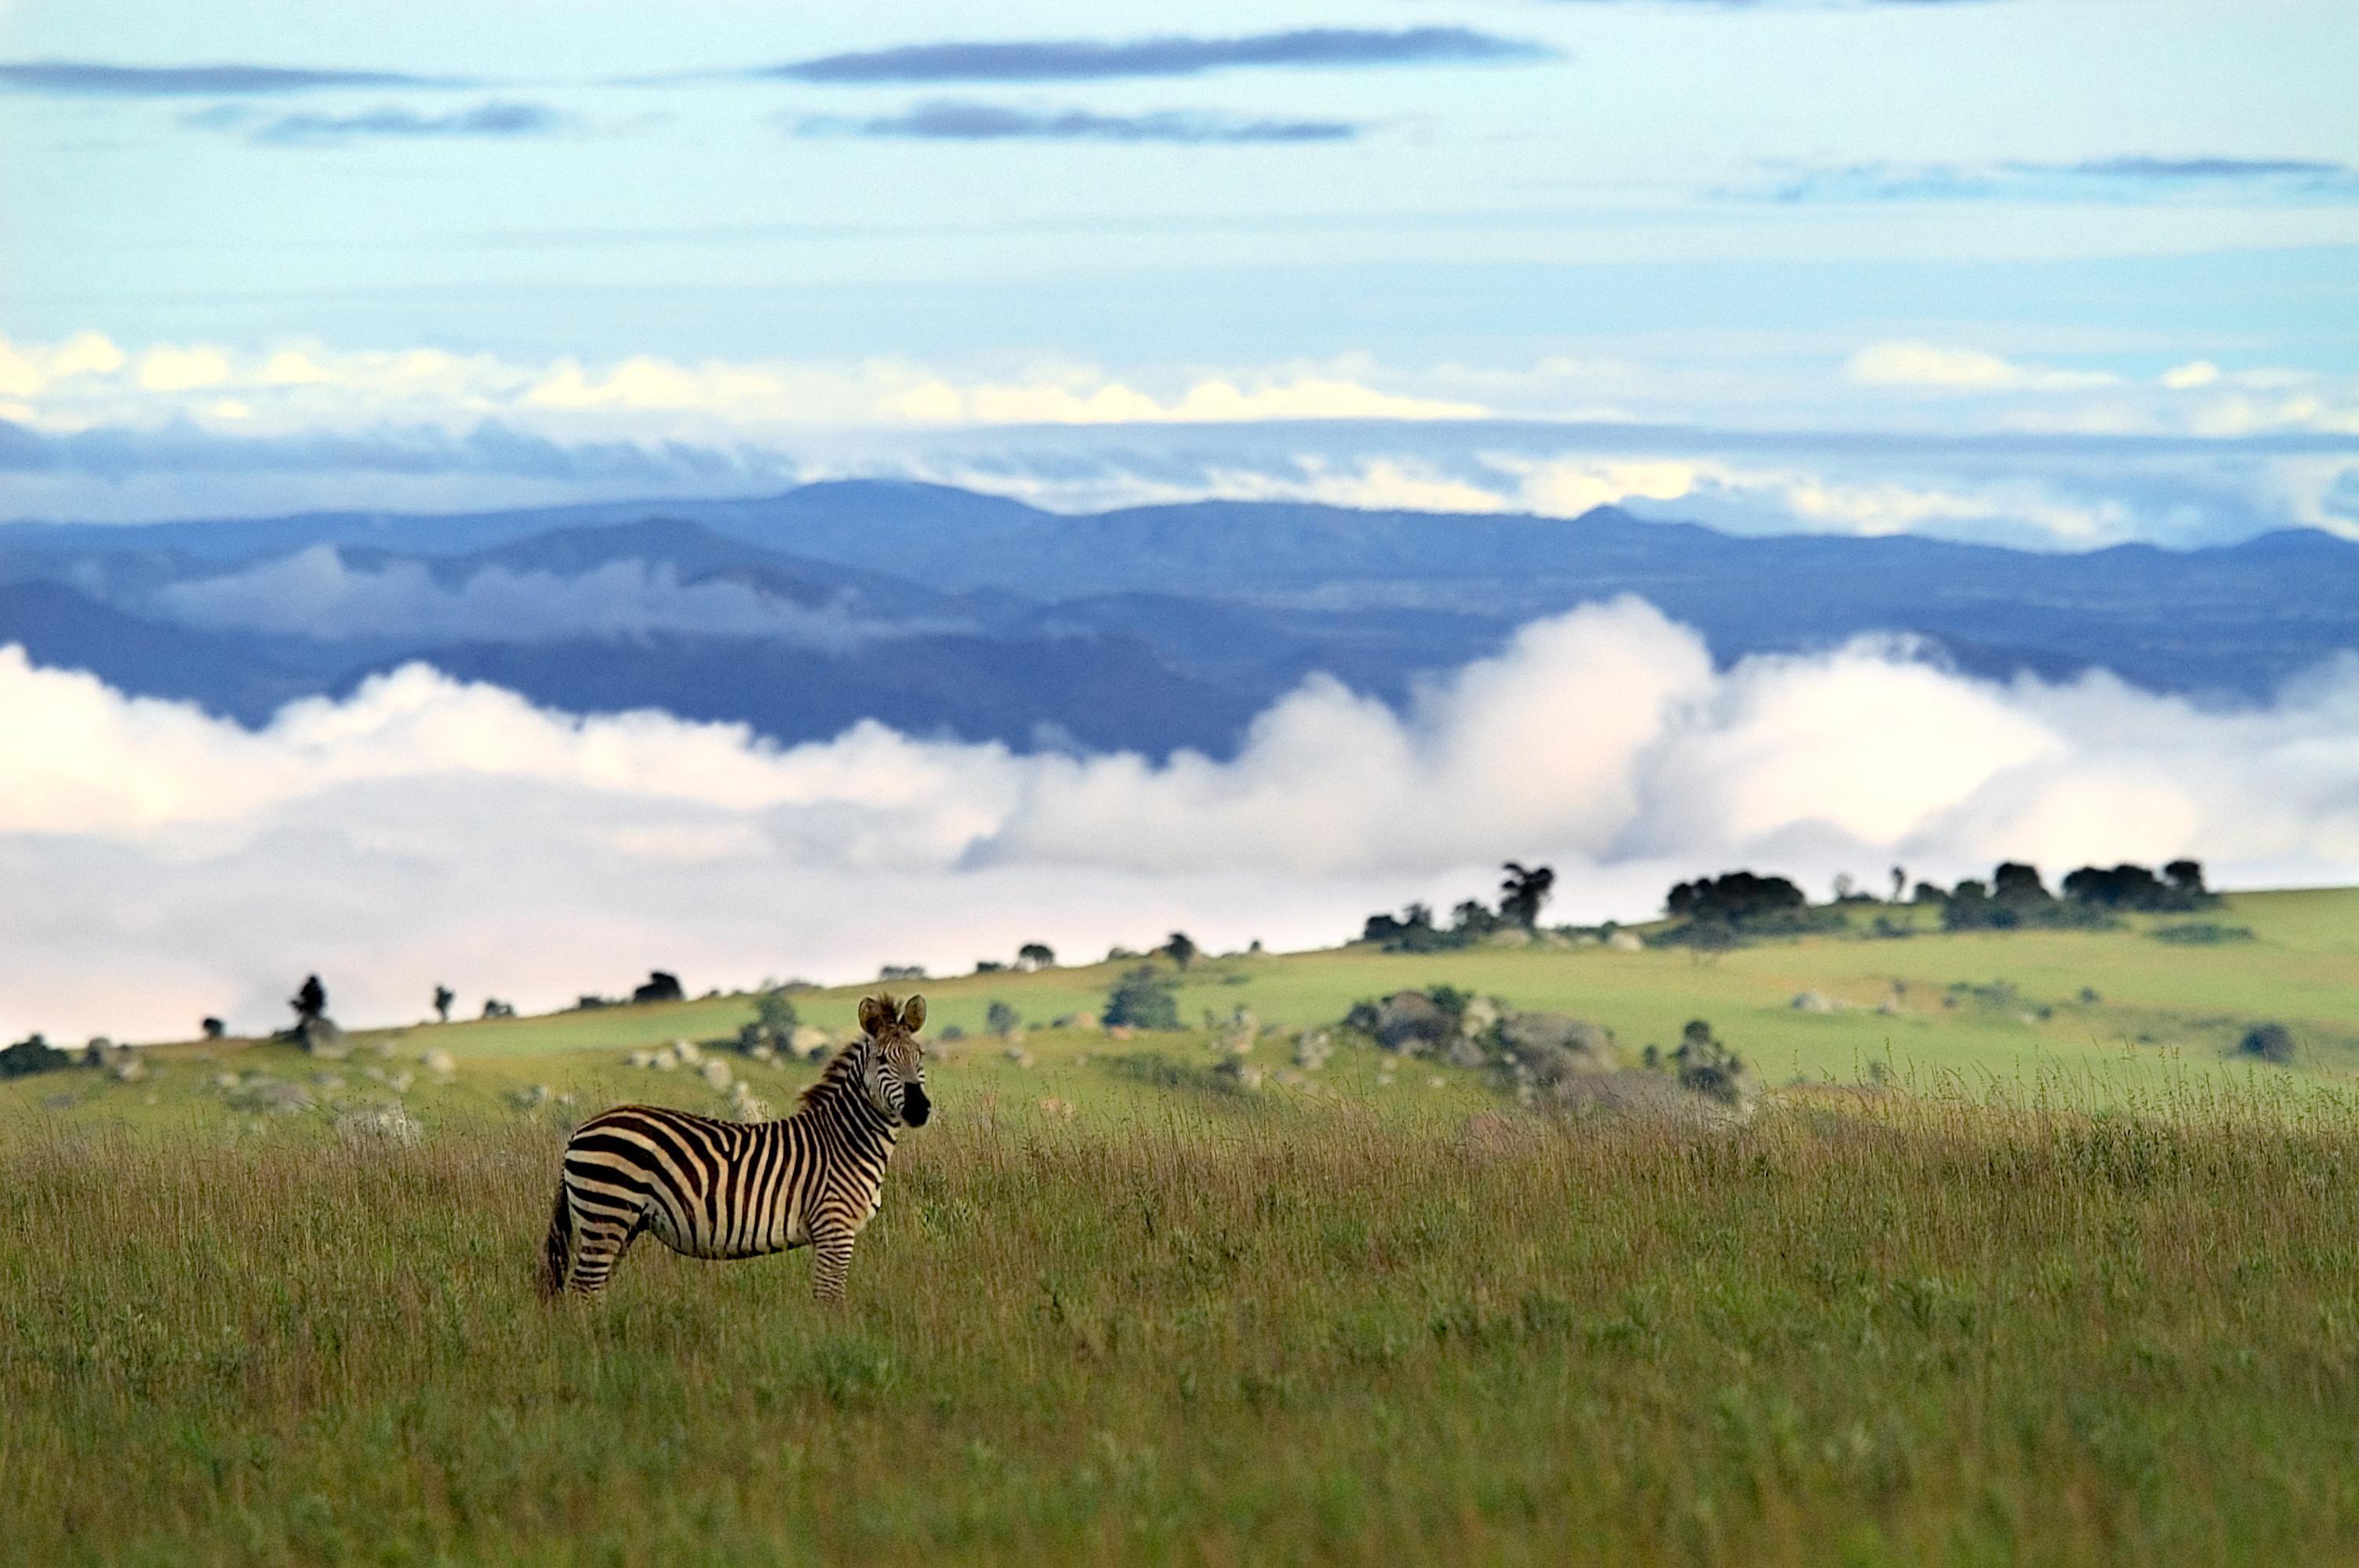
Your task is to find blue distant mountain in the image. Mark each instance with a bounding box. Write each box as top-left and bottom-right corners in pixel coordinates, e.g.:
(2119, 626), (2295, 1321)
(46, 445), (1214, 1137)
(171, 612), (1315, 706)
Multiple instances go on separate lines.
(1, 482), (2352, 755)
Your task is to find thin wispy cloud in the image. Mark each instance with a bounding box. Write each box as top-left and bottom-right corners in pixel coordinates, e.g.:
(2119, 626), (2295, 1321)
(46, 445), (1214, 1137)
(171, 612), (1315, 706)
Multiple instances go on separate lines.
(745, 28), (1551, 85)
(795, 101), (1360, 145)
(0, 60), (468, 96)
(1738, 156), (2359, 205)
(185, 101), (564, 146)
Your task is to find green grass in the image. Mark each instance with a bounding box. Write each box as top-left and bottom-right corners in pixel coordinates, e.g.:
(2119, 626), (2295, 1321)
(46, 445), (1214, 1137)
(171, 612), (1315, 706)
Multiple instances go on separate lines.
(12, 1088), (2359, 1565)
(8, 887), (2359, 1562)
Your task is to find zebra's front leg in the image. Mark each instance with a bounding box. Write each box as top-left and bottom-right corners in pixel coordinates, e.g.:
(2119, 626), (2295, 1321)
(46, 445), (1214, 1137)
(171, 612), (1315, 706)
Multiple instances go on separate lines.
(810, 1225), (856, 1304)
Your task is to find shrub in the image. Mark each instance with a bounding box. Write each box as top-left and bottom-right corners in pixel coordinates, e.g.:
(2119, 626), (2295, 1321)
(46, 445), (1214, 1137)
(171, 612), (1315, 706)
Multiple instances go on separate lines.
(2239, 1023), (2296, 1065)
(985, 1001), (1021, 1038)
(2153, 922), (2255, 946)
(1103, 967), (1180, 1031)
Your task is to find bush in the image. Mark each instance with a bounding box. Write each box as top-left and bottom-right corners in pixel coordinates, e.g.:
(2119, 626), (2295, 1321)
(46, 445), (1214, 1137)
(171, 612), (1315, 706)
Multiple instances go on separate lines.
(985, 1001), (1020, 1038)
(2239, 1023), (2296, 1065)
(1103, 968), (1180, 1031)
(2153, 922), (2255, 946)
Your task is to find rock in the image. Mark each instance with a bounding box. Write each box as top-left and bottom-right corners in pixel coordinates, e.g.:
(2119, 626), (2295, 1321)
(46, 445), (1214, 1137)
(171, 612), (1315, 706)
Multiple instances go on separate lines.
(1294, 1030), (1333, 1071)
(672, 1038), (702, 1065)
(295, 1016), (349, 1058)
(700, 1058), (733, 1091)
(110, 1054), (147, 1083)
(626, 1049), (656, 1069)
(1485, 927), (1534, 949)
(1791, 992), (1837, 1013)
(789, 1025), (832, 1061)
(1004, 1046), (1035, 1069)
(1606, 931), (1645, 953)
(421, 1049), (457, 1080)
(1499, 1012), (1617, 1073)
(1369, 991), (1455, 1055)
(1445, 1036), (1488, 1069)
(1459, 996), (1501, 1039)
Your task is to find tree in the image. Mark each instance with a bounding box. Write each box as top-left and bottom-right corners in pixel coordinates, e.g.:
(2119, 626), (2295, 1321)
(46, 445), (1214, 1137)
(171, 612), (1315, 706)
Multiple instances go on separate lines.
(201, 1016), (226, 1040)
(1103, 967), (1180, 1030)
(1833, 873), (1856, 902)
(1163, 931), (1198, 971)
(1499, 862), (1556, 929)
(1992, 862), (2049, 904)
(433, 985), (454, 1024)
(985, 1000), (1020, 1038)
(290, 975), (327, 1027)
(1891, 865), (1907, 903)
(2165, 858), (2207, 896)
(755, 989), (800, 1037)
(632, 971), (685, 1004)
(482, 998), (516, 1019)
(1016, 942), (1056, 971)
(1664, 872), (1807, 927)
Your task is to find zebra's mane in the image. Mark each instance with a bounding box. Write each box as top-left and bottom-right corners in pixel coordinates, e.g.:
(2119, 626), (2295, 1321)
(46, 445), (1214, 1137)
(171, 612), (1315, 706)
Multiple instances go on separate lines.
(796, 1035), (873, 1114)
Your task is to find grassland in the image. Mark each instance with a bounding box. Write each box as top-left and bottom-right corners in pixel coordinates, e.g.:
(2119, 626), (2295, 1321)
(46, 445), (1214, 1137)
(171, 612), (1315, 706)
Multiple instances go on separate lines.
(5, 888), (2359, 1563)
(12, 1091), (2359, 1565)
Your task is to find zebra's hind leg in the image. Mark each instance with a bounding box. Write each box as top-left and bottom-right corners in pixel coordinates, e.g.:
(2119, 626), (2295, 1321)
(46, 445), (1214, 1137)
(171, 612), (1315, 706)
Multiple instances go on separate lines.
(569, 1210), (645, 1297)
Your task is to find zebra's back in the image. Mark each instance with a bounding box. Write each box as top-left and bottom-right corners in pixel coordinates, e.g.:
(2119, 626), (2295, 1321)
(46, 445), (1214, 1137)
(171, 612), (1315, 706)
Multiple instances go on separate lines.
(563, 1103), (813, 1262)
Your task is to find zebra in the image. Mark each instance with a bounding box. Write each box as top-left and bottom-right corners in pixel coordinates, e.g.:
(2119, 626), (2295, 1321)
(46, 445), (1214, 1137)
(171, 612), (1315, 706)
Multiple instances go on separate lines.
(540, 992), (931, 1302)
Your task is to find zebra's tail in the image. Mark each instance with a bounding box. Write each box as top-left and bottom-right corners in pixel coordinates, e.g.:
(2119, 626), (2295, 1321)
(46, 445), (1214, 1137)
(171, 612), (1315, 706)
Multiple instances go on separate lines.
(539, 1178), (574, 1301)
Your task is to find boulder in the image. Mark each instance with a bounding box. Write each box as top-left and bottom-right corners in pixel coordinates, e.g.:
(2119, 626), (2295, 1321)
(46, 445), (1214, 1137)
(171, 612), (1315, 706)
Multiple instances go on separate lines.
(1499, 1012), (1617, 1073)
(789, 1025), (832, 1061)
(1369, 991), (1454, 1055)
(1605, 931), (1645, 953)
(1791, 991), (1837, 1014)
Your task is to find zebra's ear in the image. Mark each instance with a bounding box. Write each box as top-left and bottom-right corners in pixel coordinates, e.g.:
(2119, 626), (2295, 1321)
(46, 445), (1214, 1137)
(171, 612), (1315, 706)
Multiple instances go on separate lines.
(858, 996), (889, 1036)
(900, 994), (927, 1034)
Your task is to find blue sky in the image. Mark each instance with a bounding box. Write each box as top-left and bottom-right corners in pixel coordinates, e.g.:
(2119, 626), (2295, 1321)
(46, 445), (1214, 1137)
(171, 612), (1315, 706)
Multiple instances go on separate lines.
(2, 0), (2356, 544)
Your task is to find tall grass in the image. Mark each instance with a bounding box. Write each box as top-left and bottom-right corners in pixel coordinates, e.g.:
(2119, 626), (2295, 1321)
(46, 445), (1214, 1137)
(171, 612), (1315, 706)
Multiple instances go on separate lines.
(8, 1090), (2359, 1565)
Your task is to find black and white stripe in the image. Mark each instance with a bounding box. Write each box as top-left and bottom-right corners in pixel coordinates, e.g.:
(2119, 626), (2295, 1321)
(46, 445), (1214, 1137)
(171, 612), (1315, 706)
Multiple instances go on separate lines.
(541, 993), (931, 1301)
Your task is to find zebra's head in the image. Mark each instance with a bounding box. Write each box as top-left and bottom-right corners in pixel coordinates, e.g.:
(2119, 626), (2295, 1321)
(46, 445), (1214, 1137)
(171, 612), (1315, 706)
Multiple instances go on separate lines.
(856, 993), (931, 1127)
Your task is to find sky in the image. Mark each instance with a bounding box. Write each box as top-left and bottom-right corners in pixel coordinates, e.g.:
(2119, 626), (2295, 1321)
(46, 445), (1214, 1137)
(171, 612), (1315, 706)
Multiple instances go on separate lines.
(2, 0), (2357, 545)
(4, 2), (2359, 1039)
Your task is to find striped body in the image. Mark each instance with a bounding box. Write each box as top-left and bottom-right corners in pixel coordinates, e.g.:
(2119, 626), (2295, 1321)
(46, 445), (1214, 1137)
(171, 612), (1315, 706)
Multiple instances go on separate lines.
(541, 996), (929, 1301)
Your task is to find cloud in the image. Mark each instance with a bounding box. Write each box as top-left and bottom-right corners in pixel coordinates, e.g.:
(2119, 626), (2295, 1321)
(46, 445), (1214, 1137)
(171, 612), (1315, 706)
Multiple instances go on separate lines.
(1847, 341), (2121, 392)
(754, 28), (1550, 85)
(5, 597), (2357, 1040)
(0, 60), (467, 95)
(794, 101), (1358, 144)
(1739, 157), (2359, 206)
(187, 100), (563, 145)
(151, 546), (938, 648)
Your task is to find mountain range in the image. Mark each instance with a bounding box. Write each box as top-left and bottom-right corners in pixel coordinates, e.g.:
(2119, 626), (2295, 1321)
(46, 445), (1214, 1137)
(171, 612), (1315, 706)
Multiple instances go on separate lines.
(2, 481), (2352, 755)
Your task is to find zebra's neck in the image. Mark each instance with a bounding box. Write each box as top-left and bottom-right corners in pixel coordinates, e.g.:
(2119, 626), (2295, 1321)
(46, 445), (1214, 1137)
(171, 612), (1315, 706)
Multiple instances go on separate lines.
(791, 1042), (899, 1154)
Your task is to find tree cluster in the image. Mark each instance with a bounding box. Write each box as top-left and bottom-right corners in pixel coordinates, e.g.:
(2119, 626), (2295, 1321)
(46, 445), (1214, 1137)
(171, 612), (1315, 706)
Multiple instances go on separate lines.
(1359, 862), (1556, 953)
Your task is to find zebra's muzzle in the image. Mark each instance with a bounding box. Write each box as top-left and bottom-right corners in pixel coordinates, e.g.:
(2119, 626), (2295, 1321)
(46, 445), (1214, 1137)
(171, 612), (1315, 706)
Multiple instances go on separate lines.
(901, 1086), (932, 1126)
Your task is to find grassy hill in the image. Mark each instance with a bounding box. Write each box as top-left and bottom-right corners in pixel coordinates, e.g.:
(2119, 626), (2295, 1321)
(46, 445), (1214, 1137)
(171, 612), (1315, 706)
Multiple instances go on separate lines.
(10, 886), (2354, 1132)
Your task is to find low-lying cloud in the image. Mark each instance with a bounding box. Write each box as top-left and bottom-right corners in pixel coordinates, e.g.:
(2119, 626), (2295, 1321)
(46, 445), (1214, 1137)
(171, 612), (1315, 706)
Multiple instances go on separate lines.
(151, 546), (925, 648)
(187, 101), (563, 145)
(5, 597), (2355, 1041)
(795, 101), (1359, 145)
(0, 60), (467, 95)
(1739, 157), (2359, 206)
(758, 29), (1550, 85)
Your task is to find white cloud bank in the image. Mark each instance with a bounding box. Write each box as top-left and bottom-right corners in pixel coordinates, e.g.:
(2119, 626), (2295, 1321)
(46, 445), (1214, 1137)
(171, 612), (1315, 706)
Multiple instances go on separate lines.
(5, 597), (2358, 1043)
